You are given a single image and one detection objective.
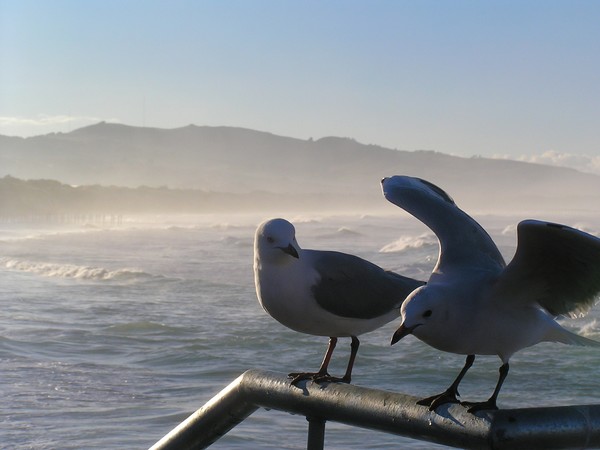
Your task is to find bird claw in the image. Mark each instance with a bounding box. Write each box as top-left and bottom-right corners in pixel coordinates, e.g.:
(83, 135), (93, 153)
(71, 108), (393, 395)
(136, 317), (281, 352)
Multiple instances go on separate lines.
(288, 371), (328, 385)
(313, 374), (350, 384)
(417, 389), (460, 411)
(461, 399), (498, 414)
(288, 371), (349, 386)
(288, 372), (317, 385)
(417, 390), (498, 414)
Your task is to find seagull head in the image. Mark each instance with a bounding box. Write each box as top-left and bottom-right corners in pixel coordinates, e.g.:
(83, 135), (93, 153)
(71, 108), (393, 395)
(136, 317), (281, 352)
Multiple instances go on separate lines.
(381, 176), (455, 218)
(255, 218), (301, 263)
(391, 286), (441, 345)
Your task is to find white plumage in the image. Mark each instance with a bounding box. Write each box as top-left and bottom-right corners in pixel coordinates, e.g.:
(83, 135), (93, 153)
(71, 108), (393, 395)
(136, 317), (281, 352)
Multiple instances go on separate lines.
(383, 175), (600, 412)
(254, 218), (424, 384)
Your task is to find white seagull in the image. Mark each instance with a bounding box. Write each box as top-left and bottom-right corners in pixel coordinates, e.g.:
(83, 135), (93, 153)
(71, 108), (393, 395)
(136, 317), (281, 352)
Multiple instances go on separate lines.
(382, 175), (600, 412)
(254, 218), (424, 384)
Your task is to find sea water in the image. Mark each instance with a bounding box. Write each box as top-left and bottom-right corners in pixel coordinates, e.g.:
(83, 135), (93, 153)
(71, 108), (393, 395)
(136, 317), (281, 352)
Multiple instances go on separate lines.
(1, 212), (600, 449)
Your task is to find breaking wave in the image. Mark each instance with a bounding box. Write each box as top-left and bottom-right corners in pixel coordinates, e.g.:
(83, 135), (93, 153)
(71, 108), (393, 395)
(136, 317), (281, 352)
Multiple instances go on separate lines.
(288, 216), (323, 224)
(334, 226), (361, 235)
(0, 227), (102, 243)
(219, 236), (253, 247)
(0, 257), (158, 283)
(574, 319), (600, 338)
(501, 224), (518, 235)
(572, 223), (600, 237)
(316, 227), (362, 239)
(379, 233), (437, 253)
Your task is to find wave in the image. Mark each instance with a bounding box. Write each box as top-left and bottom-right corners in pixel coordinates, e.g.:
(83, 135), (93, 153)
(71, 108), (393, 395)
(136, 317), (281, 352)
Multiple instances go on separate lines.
(575, 319), (600, 338)
(335, 226), (361, 236)
(288, 216), (323, 224)
(0, 257), (160, 283)
(0, 227), (104, 243)
(104, 321), (185, 335)
(572, 222), (600, 237)
(379, 233), (437, 253)
(501, 224), (518, 235)
(316, 227), (363, 239)
(219, 236), (253, 247)
(209, 222), (253, 231)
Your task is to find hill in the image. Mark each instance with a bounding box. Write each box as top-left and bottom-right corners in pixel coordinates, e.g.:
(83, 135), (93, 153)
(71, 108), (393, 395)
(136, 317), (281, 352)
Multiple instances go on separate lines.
(2, 123), (600, 213)
(0, 176), (384, 217)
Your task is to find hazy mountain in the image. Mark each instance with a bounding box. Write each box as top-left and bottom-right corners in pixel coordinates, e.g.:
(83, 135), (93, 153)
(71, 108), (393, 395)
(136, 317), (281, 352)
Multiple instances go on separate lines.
(2, 122), (600, 213)
(0, 176), (383, 216)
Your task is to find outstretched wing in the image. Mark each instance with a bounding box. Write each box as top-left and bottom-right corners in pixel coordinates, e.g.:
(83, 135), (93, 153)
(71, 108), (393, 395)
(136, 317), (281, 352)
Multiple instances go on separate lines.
(496, 220), (600, 317)
(309, 250), (425, 319)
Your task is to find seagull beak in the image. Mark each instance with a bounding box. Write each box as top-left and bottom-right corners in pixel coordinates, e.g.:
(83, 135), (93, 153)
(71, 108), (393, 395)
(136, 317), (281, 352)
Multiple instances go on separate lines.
(279, 244), (299, 259)
(390, 323), (416, 345)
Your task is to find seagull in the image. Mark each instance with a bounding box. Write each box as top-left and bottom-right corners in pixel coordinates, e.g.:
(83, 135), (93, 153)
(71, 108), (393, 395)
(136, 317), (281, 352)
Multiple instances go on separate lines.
(254, 218), (424, 385)
(382, 175), (600, 413)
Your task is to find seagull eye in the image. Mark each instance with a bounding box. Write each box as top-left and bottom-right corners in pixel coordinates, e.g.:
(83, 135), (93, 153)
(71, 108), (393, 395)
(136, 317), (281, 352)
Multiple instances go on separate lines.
(422, 310), (432, 318)
(266, 236), (274, 243)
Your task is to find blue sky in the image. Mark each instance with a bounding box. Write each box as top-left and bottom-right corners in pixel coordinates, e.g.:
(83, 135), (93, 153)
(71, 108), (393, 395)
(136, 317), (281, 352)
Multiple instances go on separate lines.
(1, 1), (599, 166)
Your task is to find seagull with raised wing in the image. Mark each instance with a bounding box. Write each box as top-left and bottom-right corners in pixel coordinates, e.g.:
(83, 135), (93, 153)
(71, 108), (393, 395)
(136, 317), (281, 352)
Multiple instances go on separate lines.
(254, 218), (424, 385)
(382, 175), (600, 413)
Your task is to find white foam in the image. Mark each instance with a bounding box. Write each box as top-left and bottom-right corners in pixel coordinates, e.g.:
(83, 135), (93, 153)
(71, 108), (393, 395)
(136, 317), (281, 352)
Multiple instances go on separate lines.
(578, 319), (600, 337)
(379, 233), (437, 253)
(0, 257), (152, 282)
(501, 224), (518, 235)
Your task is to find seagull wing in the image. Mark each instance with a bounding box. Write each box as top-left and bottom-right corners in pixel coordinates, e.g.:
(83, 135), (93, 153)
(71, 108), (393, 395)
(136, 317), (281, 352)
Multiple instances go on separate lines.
(495, 220), (600, 317)
(308, 250), (424, 319)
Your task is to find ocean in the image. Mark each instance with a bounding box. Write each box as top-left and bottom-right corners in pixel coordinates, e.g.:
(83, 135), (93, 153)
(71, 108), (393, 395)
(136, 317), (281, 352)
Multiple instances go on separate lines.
(1, 211), (600, 449)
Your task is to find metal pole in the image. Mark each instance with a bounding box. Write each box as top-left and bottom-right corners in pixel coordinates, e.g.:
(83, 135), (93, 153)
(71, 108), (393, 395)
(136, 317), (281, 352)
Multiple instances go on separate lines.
(490, 405), (600, 449)
(149, 373), (258, 450)
(306, 417), (326, 450)
(240, 370), (490, 449)
(149, 369), (600, 450)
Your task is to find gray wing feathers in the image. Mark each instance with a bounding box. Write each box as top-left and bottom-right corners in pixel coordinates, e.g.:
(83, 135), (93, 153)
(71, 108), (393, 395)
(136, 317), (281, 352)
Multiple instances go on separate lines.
(499, 220), (600, 317)
(309, 250), (425, 319)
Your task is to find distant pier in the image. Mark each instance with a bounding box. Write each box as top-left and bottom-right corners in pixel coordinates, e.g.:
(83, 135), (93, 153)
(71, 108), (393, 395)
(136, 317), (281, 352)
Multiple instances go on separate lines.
(0, 213), (123, 226)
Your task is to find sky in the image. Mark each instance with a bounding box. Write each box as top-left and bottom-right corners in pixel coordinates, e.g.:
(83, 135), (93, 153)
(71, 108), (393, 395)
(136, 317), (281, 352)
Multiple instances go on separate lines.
(1, 0), (600, 171)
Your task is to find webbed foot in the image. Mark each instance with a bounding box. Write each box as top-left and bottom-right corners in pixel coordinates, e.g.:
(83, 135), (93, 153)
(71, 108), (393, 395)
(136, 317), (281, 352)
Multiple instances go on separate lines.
(461, 399), (498, 413)
(417, 389), (460, 411)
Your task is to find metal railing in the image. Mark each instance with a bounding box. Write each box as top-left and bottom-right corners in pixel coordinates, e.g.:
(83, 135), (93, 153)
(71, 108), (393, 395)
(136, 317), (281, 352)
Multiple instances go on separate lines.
(149, 369), (600, 449)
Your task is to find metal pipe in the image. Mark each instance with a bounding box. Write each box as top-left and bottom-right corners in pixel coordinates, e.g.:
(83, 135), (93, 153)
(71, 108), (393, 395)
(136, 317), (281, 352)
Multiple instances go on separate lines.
(239, 369), (490, 449)
(490, 405), (600, 449)
(149, 373), (258, 450)
(306, 417), (326, 450)
(149, 369), (600, 450)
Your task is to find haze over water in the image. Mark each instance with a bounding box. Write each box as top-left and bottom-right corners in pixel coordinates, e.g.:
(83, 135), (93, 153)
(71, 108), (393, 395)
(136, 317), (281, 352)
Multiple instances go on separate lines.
(2, 211), (600, 449)
(3, 2), (600, 447)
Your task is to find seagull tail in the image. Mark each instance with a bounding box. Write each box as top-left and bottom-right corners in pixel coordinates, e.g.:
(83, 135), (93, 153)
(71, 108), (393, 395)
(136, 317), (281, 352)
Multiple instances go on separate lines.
(553, 327), (600, 348)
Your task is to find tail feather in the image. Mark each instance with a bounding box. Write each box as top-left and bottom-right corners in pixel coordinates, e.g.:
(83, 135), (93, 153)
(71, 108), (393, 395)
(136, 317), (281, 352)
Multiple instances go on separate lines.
(557, 328), (600, 347)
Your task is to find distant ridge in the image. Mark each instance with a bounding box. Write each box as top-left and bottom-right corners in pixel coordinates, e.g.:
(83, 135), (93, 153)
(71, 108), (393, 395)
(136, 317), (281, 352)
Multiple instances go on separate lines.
(2, 122), (600, 212)
(0, 175), (374, 216)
